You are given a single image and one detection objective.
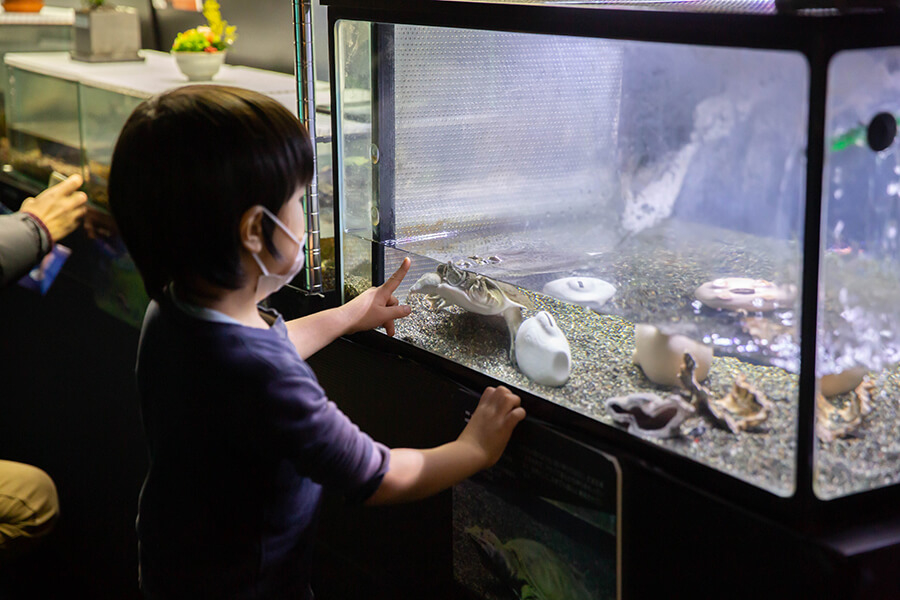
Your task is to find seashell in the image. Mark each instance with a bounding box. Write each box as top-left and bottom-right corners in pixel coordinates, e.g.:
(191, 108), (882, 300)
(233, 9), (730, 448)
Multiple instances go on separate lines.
(605, 392), (696, 438)
(542, 277), (616, 312)
(707, 375), (773, 433)
(695, 277), (797, 312)
(632, 324), (713, 387)
(819, 366), (866, 398)
(514, 311), (571, 387)
(816, 379), (876, 442)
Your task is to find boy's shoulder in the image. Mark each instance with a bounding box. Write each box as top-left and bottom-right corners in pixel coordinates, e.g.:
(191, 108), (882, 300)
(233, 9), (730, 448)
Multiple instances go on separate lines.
(143, 296), (315, 382)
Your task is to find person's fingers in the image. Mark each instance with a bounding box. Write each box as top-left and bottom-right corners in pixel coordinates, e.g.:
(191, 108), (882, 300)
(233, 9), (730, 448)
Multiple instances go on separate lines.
(380, 257), (410, 294)
(383, 318), (395, 337)
(507, 406), (527, 427)
(50, 174), (84, 196)
(70, 191), (88, 207)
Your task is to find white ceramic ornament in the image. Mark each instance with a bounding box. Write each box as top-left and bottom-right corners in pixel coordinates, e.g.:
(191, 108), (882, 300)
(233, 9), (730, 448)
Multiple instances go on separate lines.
(632, 323), (713, 387)
(542, 277), (616, 311)
(514, 311), (571, 387)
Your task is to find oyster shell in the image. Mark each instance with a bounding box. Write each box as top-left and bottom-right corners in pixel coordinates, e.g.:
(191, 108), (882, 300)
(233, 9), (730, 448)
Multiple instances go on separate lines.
(707, 375), (773, 433)
(678, 355), (772, 434)
(605, 392), (696, 439)
(816, 379), (876, 442)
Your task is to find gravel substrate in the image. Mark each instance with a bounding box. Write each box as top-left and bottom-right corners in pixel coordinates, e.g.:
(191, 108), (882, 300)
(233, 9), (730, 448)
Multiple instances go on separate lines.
(396, 290), (801, 497)
(394, 289), (900, 499)
(345, 217), (900, 500)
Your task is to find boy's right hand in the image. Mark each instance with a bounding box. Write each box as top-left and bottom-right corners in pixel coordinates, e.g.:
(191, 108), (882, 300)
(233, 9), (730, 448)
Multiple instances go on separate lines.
(457, 386), (526, 470)
(340, 257), (412, 336)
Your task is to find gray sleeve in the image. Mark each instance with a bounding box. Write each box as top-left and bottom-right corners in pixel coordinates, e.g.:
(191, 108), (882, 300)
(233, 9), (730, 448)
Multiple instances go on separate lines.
(0, 212), (51, 289)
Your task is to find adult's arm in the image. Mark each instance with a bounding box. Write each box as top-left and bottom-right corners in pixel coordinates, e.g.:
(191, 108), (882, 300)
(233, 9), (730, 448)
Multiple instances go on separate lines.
(0, 212), (49, 289)
(0, 174), (87, 289)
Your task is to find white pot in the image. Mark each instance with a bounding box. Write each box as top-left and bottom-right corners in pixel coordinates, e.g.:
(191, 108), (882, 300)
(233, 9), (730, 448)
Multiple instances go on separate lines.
(173, 51), (227, 82)
(514, 311), (571, 387)
(542, 276), (616, 312)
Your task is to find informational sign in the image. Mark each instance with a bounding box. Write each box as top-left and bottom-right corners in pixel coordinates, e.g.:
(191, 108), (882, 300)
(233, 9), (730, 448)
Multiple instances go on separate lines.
(453, 416), (621, 600)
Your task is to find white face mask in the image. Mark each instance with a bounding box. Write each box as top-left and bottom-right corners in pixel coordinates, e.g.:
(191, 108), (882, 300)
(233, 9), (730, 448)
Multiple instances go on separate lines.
(251, 206), (305, 300)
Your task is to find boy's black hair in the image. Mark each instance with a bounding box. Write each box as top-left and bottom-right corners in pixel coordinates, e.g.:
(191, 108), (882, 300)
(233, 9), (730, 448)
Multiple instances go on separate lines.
(108, 85), (314, 301)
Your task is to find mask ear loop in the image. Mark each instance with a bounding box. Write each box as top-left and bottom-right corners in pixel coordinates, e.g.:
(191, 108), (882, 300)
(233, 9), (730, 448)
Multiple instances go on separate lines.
(260, 206), (302, 246)
(251, 253), (271, 276)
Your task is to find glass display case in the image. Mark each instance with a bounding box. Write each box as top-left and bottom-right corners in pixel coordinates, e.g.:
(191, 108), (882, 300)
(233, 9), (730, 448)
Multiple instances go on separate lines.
(5, 64), (81, 185)
(0, 6), (74, 167)
(3, 50), (311, 325)
(321, 0), (900, 506)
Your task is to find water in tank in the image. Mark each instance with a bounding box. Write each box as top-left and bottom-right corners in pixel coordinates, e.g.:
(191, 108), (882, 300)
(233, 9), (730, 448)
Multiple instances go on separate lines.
(335, 20), (811, 496)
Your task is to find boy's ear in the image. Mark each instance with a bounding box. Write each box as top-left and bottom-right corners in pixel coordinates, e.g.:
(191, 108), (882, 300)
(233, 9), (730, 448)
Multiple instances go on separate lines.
(240, 205), (266, 254)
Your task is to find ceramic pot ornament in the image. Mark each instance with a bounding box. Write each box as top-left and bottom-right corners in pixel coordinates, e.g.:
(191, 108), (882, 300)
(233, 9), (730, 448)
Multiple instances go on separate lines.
(514, 311), (571, 387)
(542, 276), (616, 312)
(694, 277), (797, 312)
(632, 323), (713, 387)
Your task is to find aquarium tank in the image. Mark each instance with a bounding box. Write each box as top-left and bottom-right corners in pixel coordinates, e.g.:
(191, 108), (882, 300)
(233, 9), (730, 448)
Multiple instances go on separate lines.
(322, 0), (900, 503)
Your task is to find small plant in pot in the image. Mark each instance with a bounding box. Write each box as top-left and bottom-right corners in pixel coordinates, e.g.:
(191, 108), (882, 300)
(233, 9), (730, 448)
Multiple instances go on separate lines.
(72, 0), (143, 63)
(171, 0), (236, 82)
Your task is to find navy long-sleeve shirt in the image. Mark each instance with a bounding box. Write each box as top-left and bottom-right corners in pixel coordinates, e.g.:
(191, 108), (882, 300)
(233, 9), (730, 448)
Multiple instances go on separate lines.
(135, 292), (389, 599)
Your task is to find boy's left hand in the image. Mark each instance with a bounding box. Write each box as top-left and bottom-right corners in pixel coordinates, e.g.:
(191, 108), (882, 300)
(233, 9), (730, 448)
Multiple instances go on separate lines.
(342, 257), (412, 336)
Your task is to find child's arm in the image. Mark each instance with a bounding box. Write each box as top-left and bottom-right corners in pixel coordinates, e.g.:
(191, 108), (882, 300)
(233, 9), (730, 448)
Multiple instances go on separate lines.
(364, 385), (526, 505)
(285, 258), (412, 359)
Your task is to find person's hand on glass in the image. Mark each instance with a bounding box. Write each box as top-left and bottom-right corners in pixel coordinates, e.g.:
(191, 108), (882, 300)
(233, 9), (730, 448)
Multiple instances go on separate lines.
(20, 174), (88, 244)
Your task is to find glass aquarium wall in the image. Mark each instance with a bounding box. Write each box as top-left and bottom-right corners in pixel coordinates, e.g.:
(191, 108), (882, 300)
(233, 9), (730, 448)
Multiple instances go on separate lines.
(816, 47), (900, 499)
(336, 21), (809, 495)
(79, 84), (143, 208)
(5, 66), (81, 186)
(0, 21), (73, 168)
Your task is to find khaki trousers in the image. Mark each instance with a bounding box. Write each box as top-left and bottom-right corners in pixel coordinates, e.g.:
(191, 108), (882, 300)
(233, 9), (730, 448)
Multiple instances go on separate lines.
(0, 460), (59, 558)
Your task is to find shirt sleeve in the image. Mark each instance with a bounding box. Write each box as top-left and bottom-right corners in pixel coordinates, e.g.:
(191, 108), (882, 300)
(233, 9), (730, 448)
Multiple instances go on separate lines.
(262, 367), (390, 502)
(0, 212), (50, 289)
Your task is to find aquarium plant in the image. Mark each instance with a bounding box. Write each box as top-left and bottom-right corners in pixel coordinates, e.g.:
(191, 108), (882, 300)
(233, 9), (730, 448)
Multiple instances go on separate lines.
(172, 0), (237, 53)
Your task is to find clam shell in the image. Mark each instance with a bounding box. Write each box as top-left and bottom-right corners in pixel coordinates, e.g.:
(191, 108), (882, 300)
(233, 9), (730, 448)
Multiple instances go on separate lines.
(605, 392), (695, 438)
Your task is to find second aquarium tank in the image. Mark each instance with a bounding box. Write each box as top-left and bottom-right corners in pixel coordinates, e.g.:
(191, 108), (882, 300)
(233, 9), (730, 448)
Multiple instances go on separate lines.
(324, 0), (900, 502)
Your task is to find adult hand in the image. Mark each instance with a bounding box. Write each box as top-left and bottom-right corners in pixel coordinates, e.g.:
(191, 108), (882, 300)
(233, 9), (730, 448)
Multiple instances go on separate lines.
(341, 257), (412, 336)
(20, 174), (88, 244)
